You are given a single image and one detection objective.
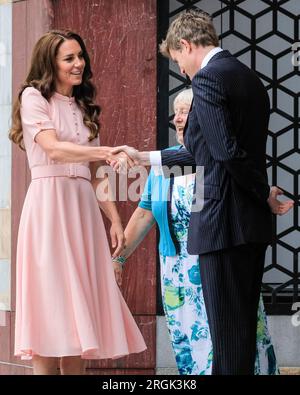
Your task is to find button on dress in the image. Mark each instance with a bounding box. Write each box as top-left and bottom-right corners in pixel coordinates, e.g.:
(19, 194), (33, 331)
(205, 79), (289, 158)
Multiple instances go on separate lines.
(14, 87), (146, 360)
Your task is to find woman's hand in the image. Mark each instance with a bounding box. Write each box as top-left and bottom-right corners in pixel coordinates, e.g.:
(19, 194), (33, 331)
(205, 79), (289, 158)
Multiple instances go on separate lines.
(107, 151), (135, 174)
(110, 220), (126, 257)
(113, 260), (123, 287)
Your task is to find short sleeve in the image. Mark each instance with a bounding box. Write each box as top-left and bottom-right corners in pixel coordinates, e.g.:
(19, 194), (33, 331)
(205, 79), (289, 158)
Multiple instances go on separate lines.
(20, 87), (55, 141)
(138, 170), (152, 211)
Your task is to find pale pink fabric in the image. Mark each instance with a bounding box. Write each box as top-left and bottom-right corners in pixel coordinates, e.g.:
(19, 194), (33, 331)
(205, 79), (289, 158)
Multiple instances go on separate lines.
(14, 87), (147, 359)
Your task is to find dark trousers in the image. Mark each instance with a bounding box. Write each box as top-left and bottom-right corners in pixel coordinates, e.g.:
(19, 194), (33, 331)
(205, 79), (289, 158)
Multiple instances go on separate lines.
(199, 243), (267, 375)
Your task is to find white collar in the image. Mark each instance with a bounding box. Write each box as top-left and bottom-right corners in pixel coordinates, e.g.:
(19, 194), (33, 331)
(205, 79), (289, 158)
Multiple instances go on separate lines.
(201, 47), (223, 69)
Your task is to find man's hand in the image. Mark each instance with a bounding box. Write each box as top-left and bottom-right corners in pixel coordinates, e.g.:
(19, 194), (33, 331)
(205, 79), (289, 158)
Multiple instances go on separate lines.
(267, 186), (294, 215)
(107, 151), (135, 173)
(111, 145), (141, 165)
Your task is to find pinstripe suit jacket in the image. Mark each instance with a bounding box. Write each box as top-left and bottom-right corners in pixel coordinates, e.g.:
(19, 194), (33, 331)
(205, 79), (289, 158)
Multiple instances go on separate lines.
(162, 50), (272, 255)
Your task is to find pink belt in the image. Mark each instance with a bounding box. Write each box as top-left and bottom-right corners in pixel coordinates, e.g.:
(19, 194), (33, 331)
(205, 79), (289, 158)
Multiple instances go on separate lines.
(31, 164), (91, 181)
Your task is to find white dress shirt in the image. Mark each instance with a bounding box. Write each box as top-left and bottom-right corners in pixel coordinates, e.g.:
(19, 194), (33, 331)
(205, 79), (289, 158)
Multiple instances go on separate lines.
(201, 46), (223, 69)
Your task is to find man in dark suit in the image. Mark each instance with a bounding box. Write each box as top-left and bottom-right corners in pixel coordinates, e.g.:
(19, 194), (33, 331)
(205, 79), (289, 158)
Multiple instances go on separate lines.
(111, 9), (293, 374)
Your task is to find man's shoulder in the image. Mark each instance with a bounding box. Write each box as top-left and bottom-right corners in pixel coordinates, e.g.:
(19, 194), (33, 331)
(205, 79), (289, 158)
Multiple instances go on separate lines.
(194, 51), (254, 85)
(203, 53), (243, 74)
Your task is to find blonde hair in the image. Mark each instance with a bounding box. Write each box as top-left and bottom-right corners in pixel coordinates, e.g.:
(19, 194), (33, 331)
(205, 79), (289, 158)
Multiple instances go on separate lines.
(174, 88), (193, 108)
(160, 9), (219, 57)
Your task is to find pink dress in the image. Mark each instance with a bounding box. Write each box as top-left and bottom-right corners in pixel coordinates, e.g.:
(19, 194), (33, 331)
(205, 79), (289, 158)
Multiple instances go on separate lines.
(14, 87), (146, 360)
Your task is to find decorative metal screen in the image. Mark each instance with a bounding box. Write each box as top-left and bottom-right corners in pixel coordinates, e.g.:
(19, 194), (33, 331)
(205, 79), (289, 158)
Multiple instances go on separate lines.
(157, 0), (300, 314)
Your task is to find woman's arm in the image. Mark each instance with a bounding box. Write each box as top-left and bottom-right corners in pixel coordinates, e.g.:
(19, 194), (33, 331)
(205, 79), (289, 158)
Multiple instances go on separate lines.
(35, 130), (114, 162)
(121, 207), (156, 259)
(90, 162), (125, 257)
(112, 206), (155, 286)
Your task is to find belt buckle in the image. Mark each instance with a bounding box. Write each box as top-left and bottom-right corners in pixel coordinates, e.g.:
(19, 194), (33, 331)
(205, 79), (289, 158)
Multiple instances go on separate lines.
(69, 164), (77, 178)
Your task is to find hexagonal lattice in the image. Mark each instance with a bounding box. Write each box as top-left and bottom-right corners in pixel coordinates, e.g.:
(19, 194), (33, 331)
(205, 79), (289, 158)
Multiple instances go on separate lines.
(269, 111), (293, 134)
(158, 0), (300, 313)
(236, 0), (271, 16)
(256, 12), (273, 40)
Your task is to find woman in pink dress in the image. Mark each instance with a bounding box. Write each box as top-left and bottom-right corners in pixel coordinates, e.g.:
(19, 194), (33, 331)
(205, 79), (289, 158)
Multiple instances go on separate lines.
(9, 30), (146, 375)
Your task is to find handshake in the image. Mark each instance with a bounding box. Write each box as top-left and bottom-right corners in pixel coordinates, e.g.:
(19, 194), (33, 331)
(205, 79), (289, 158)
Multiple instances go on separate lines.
(106, 145), (148, 173)
(104, 145), (294, 216)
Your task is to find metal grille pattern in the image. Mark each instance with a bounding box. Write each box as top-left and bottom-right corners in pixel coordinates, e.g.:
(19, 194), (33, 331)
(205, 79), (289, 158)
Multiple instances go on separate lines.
(157, 0), (300, 314)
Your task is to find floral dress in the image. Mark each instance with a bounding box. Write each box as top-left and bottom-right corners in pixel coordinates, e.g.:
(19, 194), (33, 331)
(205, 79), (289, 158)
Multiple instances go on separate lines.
(160, 173), (279, 375)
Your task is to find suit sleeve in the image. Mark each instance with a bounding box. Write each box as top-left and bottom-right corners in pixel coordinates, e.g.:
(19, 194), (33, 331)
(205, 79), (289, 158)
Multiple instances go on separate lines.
(161, 146), (196, 178)
(192, 71), (270, 204)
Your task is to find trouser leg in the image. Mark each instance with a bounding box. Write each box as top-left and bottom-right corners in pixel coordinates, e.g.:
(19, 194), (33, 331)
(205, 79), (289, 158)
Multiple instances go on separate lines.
(199, 243), (267, 375)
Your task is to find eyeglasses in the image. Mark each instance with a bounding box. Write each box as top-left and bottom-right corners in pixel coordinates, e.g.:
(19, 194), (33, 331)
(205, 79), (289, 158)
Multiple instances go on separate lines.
(174, 109), (190, 116)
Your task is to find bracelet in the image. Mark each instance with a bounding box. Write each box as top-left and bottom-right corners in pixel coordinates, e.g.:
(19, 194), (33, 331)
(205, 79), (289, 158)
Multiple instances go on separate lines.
(112, 255), (127, 266)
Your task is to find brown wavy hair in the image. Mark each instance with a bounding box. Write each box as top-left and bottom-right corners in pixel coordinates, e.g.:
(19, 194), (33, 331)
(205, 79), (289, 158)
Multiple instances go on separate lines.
(9, 30), (101, 150)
